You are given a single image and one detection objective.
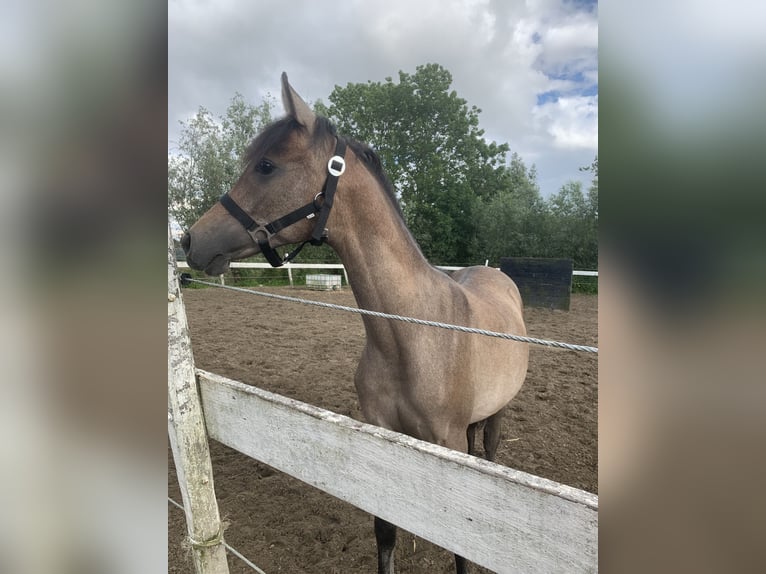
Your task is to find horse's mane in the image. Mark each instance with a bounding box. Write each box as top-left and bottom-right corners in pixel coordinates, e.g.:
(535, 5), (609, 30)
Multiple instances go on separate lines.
(244, 116), (302, 167)
(244, 115), (404, 221)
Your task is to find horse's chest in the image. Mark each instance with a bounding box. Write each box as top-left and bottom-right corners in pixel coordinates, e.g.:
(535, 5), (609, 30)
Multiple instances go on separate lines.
(354, 346), (469, 431)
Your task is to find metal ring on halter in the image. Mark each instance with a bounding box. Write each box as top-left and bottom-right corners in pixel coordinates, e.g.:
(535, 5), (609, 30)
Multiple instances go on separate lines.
(308, 192), (325, 217)
(246, 225), (270, 243)
(327, 155), (346, 177)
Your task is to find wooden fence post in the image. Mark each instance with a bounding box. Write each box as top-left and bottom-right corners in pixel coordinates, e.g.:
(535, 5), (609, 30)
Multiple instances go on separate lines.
(168, 225), (230, 574)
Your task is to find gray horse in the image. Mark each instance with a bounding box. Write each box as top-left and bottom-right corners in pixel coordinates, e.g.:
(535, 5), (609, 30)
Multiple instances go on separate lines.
(182, 73), (529, 574)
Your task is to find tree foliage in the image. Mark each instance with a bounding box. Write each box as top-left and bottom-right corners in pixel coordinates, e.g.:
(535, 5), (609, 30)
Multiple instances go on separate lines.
(544, 180), (598, 269)
(168, 93), (275, 231)
(475, 153), (549, 264)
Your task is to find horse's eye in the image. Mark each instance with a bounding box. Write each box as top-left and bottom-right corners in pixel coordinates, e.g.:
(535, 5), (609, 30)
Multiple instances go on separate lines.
(255, 159), (276, 175)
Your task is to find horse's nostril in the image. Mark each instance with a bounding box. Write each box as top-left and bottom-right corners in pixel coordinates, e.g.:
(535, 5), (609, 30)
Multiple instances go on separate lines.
(180, 232), (191, 253)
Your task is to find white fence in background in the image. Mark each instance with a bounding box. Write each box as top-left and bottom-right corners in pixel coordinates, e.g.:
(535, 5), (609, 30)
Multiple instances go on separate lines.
(175, 261), (597, 287)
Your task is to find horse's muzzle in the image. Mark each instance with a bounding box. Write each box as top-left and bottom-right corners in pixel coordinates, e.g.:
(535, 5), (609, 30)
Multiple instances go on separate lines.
(181, 231), (229, 275)
(180, 231), (203, 270)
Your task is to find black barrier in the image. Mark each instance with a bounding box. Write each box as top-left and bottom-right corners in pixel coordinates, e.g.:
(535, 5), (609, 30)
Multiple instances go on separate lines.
(500, 258), (573, 311)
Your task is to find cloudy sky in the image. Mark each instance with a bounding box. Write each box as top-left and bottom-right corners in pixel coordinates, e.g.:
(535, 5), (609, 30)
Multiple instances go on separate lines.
(169, 0), (598, 197)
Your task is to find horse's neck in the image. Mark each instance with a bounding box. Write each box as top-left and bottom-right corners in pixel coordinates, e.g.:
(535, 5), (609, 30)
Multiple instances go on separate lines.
(329, 160), (441, 316)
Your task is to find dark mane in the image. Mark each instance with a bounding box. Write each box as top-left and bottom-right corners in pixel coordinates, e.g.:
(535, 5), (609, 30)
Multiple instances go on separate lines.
(345, 141), (404, 220)
(244, 115), (404, 220)
(316, 117), (404, 220)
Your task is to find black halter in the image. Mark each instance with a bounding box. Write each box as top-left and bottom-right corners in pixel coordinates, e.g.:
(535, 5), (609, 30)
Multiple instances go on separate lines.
(219, 137), (347, 267)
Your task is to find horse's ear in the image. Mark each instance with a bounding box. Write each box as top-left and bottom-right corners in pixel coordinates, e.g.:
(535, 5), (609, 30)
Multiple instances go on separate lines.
(281, 72), (315, 129)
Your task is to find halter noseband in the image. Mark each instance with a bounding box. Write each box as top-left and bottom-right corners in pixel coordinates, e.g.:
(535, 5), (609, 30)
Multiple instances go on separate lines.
(219, 137), (347, 268)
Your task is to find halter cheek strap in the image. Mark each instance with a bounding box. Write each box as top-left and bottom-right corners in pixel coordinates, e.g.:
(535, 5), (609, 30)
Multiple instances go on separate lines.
(311, 140), (346, 244)
(218, 137), (347, 268)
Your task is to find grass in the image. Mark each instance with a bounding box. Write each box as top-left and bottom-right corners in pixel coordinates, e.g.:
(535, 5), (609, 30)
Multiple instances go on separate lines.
(572, 275), (598, 294)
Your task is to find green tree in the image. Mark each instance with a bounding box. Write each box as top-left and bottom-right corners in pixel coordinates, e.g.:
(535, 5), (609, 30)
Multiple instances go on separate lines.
(168, 93), (275, 231)
(323, 63), (511, 264)
(475, 153), (549, 264)
(546, 174), (598, 269)
(582, 155), (598, 222)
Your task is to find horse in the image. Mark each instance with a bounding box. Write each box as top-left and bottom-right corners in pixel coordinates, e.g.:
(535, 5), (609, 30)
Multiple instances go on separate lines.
(181, 73), (529, 574)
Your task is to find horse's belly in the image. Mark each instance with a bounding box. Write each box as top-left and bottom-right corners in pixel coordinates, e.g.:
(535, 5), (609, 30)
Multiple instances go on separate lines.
(470, 375), (525, 422)
(468, 344), (528, 423)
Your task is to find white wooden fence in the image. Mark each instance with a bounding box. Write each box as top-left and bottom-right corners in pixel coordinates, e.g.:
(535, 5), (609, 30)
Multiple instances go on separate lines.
(175, 261), (597, 287)
(169, 229), (598, 574)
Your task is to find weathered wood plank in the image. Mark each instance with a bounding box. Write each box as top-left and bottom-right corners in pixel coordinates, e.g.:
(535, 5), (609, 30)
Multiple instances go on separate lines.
(199, 370), (598, 574)
(168, 227), (229, 574)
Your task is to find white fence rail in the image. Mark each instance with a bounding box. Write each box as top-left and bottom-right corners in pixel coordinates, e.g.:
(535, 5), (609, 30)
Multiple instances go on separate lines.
(176, 261), (348, 286)
(175, 261), (597, 286)
(200, 370), (598, 573)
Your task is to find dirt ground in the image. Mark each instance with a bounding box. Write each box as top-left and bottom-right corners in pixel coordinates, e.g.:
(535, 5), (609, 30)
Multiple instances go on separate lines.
(169, 286), (597, 573)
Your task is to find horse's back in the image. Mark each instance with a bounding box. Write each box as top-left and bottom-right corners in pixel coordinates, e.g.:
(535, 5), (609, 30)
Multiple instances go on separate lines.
(451, 266), (525, 332)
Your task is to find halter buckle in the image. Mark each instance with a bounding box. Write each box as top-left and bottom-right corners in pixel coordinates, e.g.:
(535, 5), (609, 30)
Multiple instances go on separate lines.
(327, 155), (346, 177)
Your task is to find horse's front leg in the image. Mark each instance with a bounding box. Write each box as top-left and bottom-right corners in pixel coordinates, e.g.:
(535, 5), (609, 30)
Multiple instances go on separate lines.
(375, 516), (397, 574)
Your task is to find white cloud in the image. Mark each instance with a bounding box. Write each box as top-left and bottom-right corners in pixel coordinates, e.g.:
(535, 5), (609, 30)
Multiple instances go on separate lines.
(539, 15), (598, 68)
(168, 0), (598, 196)
(533, 95), (598, 150)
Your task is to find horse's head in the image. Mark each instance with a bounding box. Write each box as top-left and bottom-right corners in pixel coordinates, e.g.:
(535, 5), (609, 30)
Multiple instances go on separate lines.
(181, 73), (341, 274)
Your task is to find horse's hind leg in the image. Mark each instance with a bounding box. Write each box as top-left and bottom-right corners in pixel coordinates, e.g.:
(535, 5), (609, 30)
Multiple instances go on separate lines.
(483, 409), (505, 462)
(466, 422), (479, 456)
(375, 516), (397, 574)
